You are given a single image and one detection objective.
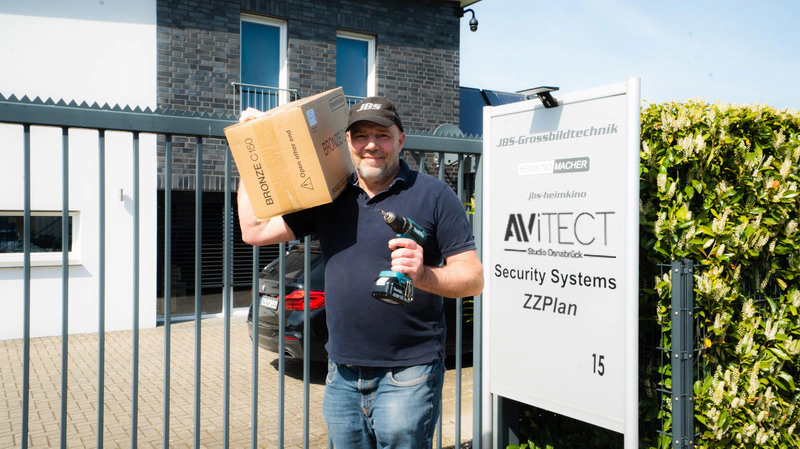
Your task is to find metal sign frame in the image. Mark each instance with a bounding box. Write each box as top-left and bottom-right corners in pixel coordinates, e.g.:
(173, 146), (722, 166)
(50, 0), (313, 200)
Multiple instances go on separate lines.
(481, 79), (640, 448)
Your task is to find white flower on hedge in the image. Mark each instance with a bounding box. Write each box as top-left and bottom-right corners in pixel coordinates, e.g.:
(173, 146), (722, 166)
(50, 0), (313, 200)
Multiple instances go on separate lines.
(697, 271), (712, 295)
(707, 406), (720, 426)
(789, 289), (800, 308)
(780, 154), (791, 178)
(661, 108), (691, 133)
(747, 363), (759, 397)
(759, 267), (775, 290)
(764, 318), (780, 340)
(711, 208), (731, 234)
(715, 180), (728, 196)
(713, 312), (728, 332)
(657, 173), (667, 192)
(711, 378), (725, 405)
(742, 299), (756, 319)
(666, 180), (676, 199)
(744, 423), (757, 438)
(755, 429), (769, 445)
(695, 134), (706, 153)
(654, 212), (666, 235)
(785, 337), (800, 356)
(775, 130), (786, 148)
(786, 220), (798, 235)
(736, 332), (754, 355)
(677, 135), (695, 157)
(751, 232), (770, 252)
(731, 221), (747, 245)
(764, 386), (774, 404)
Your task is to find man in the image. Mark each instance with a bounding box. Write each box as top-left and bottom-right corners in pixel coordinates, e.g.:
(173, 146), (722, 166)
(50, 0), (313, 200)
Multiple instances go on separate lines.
(237, 96), (483, 448)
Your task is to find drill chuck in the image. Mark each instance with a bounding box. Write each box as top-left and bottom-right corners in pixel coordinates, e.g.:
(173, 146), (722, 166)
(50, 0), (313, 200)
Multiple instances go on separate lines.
(379, 210), (427, 245)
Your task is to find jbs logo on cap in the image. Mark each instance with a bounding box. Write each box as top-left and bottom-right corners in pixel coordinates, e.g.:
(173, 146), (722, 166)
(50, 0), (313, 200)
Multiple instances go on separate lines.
(356, 103), (383, 112)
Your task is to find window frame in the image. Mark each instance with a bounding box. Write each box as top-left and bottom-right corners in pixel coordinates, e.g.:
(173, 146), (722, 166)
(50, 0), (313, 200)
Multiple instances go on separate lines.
(240, 14), (290, 105)
(336, 31), (376, 98)
(0, 210), (80, 268)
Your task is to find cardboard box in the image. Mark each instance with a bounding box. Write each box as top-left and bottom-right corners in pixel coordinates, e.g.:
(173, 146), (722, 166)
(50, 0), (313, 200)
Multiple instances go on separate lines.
(225, 87), (353, 219)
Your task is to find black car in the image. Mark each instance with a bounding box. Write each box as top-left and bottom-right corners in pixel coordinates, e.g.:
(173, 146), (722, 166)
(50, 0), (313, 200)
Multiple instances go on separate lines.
(247, 241), (473, 363)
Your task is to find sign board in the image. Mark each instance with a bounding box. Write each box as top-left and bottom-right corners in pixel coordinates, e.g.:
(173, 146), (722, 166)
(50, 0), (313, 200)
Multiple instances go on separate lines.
(483, 79), (640, 440)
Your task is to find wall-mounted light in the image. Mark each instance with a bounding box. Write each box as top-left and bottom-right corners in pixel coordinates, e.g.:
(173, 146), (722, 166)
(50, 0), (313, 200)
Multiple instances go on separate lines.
(525, 86), (560, 108)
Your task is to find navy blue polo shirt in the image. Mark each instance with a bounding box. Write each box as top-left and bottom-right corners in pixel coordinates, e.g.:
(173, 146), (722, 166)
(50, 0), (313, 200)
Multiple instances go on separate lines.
(283, 160), (476, 367)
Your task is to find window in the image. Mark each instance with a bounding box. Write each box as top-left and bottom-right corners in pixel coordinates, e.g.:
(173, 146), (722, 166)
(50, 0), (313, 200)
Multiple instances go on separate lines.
(240, 15), (288, 110)
(0, 212), (78, 267)
(337, 32), (375, 105)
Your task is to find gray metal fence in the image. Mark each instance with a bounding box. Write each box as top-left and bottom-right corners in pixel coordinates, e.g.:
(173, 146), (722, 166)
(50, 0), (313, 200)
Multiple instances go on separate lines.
(0, 94), (483, 448)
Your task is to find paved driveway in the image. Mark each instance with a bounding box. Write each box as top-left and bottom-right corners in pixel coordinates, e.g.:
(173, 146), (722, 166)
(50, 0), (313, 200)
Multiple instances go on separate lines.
(1, 313), (473, 448)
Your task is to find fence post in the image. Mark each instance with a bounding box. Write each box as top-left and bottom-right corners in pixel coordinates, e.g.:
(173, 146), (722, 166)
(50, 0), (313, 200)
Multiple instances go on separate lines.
(670, 259), (694, 448)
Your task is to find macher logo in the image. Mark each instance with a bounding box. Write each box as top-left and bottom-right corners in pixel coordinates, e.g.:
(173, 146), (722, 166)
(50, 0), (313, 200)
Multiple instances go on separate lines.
(519, 157), (591, 176)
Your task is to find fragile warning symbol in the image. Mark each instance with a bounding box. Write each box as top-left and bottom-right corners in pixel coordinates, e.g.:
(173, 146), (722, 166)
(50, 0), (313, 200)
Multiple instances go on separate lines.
(301, 178), (314, 190)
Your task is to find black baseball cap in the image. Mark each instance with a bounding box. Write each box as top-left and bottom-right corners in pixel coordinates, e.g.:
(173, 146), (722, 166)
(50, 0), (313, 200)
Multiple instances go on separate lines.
(346, 97), (404, 132)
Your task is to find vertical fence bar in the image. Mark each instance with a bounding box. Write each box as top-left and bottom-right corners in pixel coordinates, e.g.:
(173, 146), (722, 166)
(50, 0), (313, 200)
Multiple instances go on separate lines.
(193, 137), (203, 449)
(455, 154), (465, 449)
(60, 127), (70, 449)
(278, 241), (287, 448)
(251, 243), (260, 449)
(473, 153), (484, 449)
(303, 235), (311, 449)
(436, 151), (446, 449)
(131, 132), (140, 449)
(163, 134), (172, 448)
(97, 129), (106, 449)
(671, 259), (694, 448)
(223, 145), (232, 448)
(22, 124), (31, 449)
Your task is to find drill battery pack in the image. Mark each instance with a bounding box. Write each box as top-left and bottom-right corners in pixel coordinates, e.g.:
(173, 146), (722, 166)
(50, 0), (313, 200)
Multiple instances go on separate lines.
(371, 270), (414, 305)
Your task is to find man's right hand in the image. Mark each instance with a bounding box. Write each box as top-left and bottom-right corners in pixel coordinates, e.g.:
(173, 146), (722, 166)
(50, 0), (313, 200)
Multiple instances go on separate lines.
(240, 107), (265, 123)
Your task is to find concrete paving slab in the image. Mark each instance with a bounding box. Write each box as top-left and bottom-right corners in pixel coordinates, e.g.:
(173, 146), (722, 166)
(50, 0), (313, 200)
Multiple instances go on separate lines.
(1, 314), (474, 448)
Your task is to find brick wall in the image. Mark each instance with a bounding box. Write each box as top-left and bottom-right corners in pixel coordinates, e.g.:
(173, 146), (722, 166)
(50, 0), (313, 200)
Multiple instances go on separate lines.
(157, 0), (462, 190)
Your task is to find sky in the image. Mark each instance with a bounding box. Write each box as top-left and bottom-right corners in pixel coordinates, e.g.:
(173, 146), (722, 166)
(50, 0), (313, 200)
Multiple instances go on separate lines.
(459, 0), (800, 110)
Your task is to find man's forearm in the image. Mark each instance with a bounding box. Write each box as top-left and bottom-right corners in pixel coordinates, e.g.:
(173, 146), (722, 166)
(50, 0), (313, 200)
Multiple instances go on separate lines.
(237, 184), (295, 246)
(416, 251), (484, 298)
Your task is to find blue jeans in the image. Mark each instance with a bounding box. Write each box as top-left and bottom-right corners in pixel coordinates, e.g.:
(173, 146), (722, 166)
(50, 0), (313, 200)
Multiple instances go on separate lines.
(322, 359), (445, 449)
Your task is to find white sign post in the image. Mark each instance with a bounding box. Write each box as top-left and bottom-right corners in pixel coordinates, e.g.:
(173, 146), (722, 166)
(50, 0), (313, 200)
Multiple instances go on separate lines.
(481, 79), (640, 448)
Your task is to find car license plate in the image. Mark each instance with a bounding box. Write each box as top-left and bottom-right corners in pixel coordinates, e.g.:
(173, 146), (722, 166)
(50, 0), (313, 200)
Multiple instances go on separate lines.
(260, 295), (279, 311)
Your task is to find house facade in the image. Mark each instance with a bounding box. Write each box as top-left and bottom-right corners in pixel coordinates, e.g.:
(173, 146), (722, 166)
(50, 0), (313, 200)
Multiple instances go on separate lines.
(0, 0), (480, 339)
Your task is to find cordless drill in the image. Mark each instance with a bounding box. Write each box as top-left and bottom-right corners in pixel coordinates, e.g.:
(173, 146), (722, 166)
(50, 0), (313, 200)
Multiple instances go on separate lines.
(371, 210), (427, 305)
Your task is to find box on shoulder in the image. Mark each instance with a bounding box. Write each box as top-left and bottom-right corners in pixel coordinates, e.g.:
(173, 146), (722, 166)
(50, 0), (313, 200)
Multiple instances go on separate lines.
(225, 87), (354, 220)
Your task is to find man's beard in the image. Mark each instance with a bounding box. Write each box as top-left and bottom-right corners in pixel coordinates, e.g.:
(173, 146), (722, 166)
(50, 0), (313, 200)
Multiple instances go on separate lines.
(355, 158), (399, 186)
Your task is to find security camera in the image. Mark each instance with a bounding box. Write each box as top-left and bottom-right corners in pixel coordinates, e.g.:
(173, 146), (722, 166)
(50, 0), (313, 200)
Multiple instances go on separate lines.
(462, 8), (479, 32)
(469, 16), (478, 32)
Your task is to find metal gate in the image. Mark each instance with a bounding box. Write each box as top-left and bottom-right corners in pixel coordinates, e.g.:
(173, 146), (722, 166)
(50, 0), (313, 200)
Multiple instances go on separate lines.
(0, 94), (484, 448)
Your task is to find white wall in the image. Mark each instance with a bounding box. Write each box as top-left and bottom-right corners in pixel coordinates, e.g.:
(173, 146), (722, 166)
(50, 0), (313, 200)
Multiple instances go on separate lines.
(0, 0), (158, 339)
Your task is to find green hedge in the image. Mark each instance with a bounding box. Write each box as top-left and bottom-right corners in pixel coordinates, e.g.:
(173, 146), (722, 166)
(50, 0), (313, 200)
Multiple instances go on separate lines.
(514, 100), (800, 448)
(640, 99), (800, 448)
